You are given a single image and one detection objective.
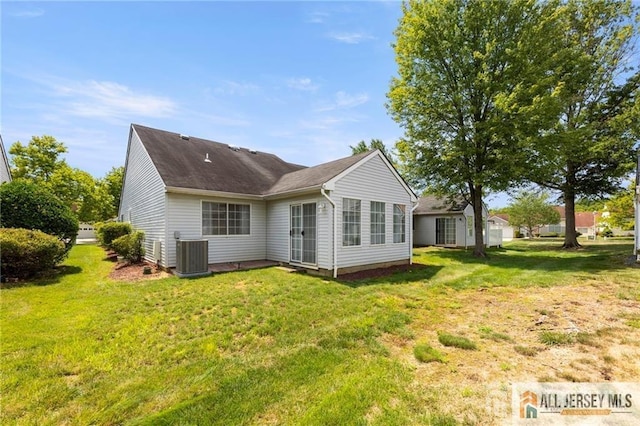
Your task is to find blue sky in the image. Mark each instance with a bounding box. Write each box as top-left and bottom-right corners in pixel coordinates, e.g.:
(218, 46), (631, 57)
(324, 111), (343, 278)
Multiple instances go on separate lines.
(1, 1), (517, 206)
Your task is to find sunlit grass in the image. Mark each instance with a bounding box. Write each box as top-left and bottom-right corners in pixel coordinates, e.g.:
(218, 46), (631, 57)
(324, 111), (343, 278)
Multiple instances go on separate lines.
(2, 239), (638, 424)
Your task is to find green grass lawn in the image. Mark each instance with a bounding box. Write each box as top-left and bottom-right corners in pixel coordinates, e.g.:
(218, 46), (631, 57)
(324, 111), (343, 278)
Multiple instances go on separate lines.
(2, 239), (639, 425)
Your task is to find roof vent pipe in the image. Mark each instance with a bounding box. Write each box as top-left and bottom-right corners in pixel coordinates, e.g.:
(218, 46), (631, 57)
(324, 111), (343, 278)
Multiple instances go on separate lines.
(204, 153), (212, 163)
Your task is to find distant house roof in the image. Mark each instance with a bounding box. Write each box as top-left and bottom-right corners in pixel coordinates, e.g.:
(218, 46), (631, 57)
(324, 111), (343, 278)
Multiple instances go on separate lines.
(132, 124), (393, 198)
(413, 195), (469, 215)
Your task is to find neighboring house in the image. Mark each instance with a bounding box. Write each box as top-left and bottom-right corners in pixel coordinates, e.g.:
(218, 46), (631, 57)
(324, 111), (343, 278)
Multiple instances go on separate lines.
(539, 207), (598, 238)
(119, 124), (417, 277)
(413, 195), (491, 248)
(488, 214), (515, 241)
(0, 135), (12, 184)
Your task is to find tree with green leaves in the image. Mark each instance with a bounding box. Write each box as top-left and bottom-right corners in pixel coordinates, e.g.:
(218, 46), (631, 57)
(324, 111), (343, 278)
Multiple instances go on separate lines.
(507, 191), (561, 239)
(350, 139), (392, 159)
(101, 166), (124, 218)
(9, 135), (67, 182)
(525, 0), (639, 248)
(8, 135), (120, 222)
(606, 181), (635, 230)
(387, 0), (565, 256)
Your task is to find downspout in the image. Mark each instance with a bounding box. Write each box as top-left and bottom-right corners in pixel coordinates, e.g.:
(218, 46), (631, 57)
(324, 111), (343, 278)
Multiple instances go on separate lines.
(410, 200), (420, 265)
(321, 186), (338, 278)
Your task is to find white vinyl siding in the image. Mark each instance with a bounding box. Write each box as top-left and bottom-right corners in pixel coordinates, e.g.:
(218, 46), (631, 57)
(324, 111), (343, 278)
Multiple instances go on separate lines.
(266, 195), (332, 270)
(332, 154), (413, 269)
(166, 193), (266, 267)
(119, 128), (167, 265)
(393, 204), (406, 243)
(343, 198), (361, 246)
(370, 201), (385, 245)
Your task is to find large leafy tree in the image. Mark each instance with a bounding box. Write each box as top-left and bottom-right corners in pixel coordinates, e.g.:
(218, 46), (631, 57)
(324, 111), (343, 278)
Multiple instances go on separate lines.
(102, 166), (124, 218)
(350, 139), (392, 158)
(527, 0), (639, 248)
(507, 191), (561, 239)
(8, 135), (118, 222)
(9, 135), (67, 181)
(387, 0), (564, 256)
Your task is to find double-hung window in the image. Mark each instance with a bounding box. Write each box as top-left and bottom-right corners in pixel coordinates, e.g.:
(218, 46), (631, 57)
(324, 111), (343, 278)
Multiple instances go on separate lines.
(202, 202), (250, 236)
(370, 201), (385, 245)
(342, 198), (361, 246)
(393, 204), (406, 243)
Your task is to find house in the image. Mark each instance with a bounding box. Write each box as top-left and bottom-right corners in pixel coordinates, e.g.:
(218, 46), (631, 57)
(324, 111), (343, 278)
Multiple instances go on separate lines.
(0, 135), (12, 184)
(118, 124), (417, 277)
(538, 207), (598, 238)
(412, 195), (492, 247)
(487, 214), (515, 241)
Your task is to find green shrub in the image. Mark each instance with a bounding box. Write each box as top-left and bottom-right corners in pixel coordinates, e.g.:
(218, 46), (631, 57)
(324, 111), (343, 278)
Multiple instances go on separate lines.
(437, 332), (477, 350)
(96, 222), (132, 247)
(0, 228), (66, 278)
(111, 231), (145, 263)
(601, 228), (613, 238)
(0, 180), (78, 258)
(539, 331), (574, 345)
(414, 343), (446, 363)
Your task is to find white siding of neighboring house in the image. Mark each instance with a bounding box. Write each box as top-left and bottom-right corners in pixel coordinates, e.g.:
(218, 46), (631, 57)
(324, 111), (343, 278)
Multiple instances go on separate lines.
(266, 194), (332, 270)
(414, 205), (488, 248)
(0, 139), (11, 184)
(119, 129), (167, 265)
(331, 155), (413, 269)
(166, 193), (267, 267)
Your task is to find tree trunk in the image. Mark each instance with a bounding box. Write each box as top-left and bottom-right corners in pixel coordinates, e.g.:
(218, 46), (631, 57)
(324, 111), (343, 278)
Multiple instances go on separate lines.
(562, 186), (581, 249)
(471, 185), (487, 257)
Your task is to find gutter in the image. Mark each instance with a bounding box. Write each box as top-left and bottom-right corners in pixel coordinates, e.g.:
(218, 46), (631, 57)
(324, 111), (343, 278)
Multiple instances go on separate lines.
(321, 186), (338, 278)
(410, 200), (420, 265)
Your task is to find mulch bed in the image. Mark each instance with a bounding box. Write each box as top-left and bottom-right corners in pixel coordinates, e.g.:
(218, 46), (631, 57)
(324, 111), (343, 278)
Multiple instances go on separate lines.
(339, 263), (429, 282)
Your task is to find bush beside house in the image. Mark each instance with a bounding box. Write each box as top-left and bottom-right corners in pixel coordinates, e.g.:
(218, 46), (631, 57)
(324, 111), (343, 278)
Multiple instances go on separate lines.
(0, 180), (78, 256)
(0, 228), (66, 278)
(95, 222), (132, 248)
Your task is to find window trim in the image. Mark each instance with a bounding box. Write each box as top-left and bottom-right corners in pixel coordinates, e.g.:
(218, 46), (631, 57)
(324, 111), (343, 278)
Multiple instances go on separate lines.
(201, 201), (251, 237)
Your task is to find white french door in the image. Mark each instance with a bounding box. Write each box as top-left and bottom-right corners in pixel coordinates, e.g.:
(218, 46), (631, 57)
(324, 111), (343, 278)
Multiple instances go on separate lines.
(290, 203), (317, 265)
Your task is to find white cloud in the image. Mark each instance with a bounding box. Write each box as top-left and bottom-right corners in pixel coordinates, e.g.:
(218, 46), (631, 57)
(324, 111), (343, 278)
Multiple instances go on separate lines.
(315, 91), (369, 112)
(213, 80), (260, 96)
(286, 77), (319, 92)
(306, 11), (329, 24)
(327, 31), (375, 44)
(52, 80), (176, 120)
(9, 8), (45, 18)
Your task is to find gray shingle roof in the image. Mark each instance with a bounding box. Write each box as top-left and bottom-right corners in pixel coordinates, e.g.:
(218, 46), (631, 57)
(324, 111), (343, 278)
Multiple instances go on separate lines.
(132, 124), (373, 197)
(265, 150), (371, 195)
(413, 195), (469, 215)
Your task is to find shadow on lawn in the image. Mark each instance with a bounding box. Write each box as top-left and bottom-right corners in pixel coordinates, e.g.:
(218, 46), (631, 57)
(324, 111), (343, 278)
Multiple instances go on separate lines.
(0, 265), (83, 290)
(422, 242), (634, 273)
(338, 263), (444, 288)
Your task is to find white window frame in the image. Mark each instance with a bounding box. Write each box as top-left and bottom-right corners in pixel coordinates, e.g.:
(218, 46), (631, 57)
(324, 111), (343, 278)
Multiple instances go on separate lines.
(342, 198), (361, 246)
(202, 201), (251, 236)
(370, 201), (386, 245)
(393, 204), (406, 243)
